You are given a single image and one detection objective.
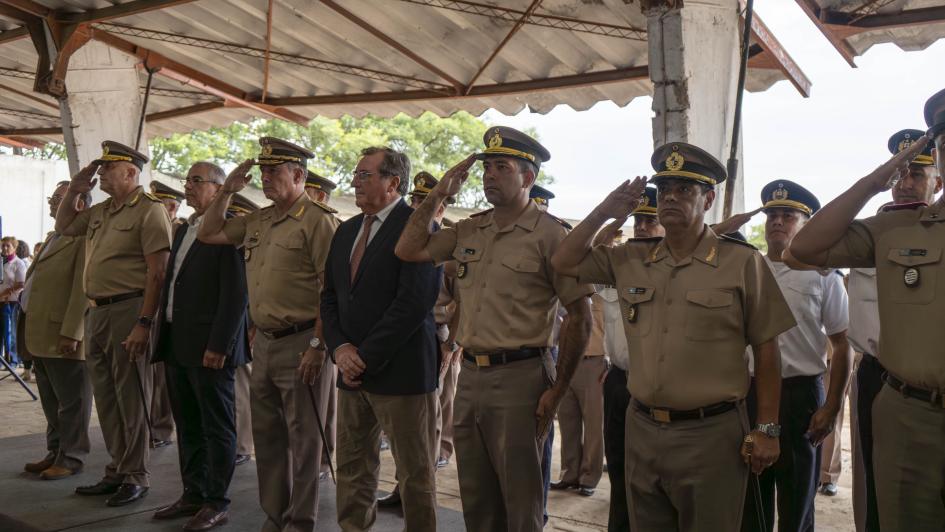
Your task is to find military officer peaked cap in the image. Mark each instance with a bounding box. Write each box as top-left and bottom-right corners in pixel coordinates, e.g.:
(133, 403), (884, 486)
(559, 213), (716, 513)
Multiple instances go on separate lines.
(888, 129), (934, 166)
(761, 179), (820, 216)
(228, 192), (260, 215)
(925, 88), (945, 141)
(529, 184), (555, 206)
(92, 140), (149, 170)
(650, 142), (727, 187)
(475, 126), (550, 170)
(255, 137), (314, 166)
(410, 171), (455, 204)
(149, 181), (185, 203)
(305, 170), (337, 193)
(632, 186), (658, 217)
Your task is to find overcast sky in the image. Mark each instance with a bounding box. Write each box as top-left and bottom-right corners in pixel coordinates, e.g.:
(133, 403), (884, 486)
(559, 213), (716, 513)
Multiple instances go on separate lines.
(484, 1), (945, 224)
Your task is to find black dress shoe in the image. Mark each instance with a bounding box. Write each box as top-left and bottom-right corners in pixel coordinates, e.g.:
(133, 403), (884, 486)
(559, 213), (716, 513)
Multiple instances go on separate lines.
(549, 480), (578, 490)
(153, 497), (202, 519)
(578, 486), (595, 497)
(376, 487), (401, 507)
(234, 454), (251, 466)
(184, 506), (229, 531)
(75, 480), (122, 496)
(106, 483), (149, 506)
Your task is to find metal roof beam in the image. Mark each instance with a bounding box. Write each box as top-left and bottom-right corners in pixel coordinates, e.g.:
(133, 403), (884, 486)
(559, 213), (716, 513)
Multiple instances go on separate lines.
(0, 105), (57, 120)
(0, 81), (58, 108)
(464, 0), (542, 94)
(91, 29), (310, 125)
(0, 126), (58, 135)
(0, 0), (48, 18)
(58, 0), (201, 24)
(0, 26), (28, 43)
(0, 134), (44, 148)
(744, 8), (811, 97)
(0, 66), (34, 79)
(319, 0), (466, 93)
(0, 2), (39, 22)
(794, 0), (860, 66)
(822, 6), (945, 30)
(147, 101), (225, 121)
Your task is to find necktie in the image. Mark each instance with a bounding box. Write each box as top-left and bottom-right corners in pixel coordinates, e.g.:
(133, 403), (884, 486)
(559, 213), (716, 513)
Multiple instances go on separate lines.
(350, 214), (376, 282)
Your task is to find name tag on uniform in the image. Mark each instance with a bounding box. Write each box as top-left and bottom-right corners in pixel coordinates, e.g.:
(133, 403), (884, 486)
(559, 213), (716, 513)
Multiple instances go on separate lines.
(899, 248), (927, 257)
(626, 287), (646, 294)
(463, 248), (476, 255)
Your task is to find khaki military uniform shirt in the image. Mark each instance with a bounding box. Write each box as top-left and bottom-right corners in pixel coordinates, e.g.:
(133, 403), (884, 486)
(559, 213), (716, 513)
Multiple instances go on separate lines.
(822, 200), (945, 390)
(583, 292), (606, 357)
(574, 226), (795, 410)
(222, 193), (339, 331)
(424, 201), (593, 352)
(61, 186), (172, 299)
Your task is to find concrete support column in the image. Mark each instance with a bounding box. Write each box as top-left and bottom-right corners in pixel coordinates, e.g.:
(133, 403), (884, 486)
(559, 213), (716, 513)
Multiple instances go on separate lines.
(644, 0), (745, 222)
(59, 41), (149, 201)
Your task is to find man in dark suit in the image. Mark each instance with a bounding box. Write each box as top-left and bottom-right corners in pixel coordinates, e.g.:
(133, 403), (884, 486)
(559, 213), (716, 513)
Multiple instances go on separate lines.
(321, 147), (441, 532)
(152, 162), (250, 532)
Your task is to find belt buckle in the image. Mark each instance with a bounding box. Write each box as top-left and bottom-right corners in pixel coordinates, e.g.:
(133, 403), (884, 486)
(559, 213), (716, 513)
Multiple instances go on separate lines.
(475, 354), (491, 367)
(652, 408), (671, 423)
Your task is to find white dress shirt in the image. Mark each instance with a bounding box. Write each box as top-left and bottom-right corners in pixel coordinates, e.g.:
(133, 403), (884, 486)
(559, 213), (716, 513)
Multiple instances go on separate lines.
(599, 286), (630, 371)
(1, 256), (26, 303)
(748, 258), (849, 378)
(847, 267), (879, 358)
(165, 216), (201, 322)
(349, 197), (400, 260)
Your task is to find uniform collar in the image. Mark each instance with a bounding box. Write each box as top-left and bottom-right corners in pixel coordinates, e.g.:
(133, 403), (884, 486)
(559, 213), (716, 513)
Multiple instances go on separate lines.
(269, 192), (308, 222)
(645, 225), (719, 268)
(107, 185), (144, 214)
(477, 200), (541, 233)
(920, 198), (945, 222)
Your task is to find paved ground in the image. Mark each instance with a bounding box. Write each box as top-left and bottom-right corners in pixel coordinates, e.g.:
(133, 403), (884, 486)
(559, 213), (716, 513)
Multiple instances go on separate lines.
(0, 368), (856, 531)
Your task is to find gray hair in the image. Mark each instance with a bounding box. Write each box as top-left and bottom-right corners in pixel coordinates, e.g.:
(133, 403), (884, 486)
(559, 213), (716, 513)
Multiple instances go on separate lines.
(191, 161), (227, 184)
(361, 146), (411, 196)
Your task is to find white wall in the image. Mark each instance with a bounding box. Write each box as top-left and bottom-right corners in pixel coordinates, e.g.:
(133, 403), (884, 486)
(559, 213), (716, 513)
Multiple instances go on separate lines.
(0, 155), (71, 249)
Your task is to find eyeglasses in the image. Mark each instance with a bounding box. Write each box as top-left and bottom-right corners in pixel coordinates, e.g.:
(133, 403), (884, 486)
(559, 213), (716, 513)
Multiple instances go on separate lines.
(46, 194), (63, 204)
(351, 169), (391, 181)
(179, 175), (210, 185)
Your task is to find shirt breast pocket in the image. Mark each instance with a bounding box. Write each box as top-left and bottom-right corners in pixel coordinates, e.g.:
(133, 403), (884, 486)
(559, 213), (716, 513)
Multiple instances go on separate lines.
(498, 254), (542, 295)
(271, 233), (306, 271)
(452, 247), (483, 289)
(885, 248), (940, 304)
(685, 288), (739, 341)
(783, 277), (823, 321)
(87, 217), (103, 240)
(620, 288), (654, 336)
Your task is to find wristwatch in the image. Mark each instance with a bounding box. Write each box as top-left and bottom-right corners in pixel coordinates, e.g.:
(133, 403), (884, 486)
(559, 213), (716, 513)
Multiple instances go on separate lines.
(443, 340), (459, 352)
(755, 423), (781, 438)
(309, 337), (324, 350)
(137, 316), (154, 328)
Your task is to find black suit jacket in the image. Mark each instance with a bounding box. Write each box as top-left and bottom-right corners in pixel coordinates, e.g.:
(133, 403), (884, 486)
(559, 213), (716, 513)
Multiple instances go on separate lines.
(321, 199), (441, 395)
(154, 221), (251, 368)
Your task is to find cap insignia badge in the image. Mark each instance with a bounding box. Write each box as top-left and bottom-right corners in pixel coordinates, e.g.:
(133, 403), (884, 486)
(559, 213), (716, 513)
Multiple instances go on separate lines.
(488, 130), (503, 149)
(262, 144), (273, 157)
(772, 184), (788, 201)
(665, 150), (684, 172)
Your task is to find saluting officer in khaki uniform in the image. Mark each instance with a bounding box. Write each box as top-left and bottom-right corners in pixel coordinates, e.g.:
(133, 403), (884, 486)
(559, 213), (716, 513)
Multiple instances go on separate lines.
(148, 180), (184, 448)
(198, 138), (339, 532)
(790, 89), (945, 531)
(56, 141), (173, 507)
(552, 143), (796, 531)
(226, 193), (261, 466)
(396, 126), (594, 532)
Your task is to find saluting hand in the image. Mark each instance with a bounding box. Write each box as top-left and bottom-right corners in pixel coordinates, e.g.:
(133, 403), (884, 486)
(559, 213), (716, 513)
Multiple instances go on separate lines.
(223, 159), (255, 194)
(712, 207), (762, 236)
(69, 163), (99, 194)
(435, 155), (477, 198)
(864, 134), (930, 194)
(594, 177), (647, 220)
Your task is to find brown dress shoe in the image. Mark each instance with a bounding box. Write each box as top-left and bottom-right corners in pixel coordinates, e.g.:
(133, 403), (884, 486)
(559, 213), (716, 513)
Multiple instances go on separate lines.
(153, 498), (203, 520)
(24, 456), (54, 474)
(40, 465), (80, 480)
(183, 507), (229, 531)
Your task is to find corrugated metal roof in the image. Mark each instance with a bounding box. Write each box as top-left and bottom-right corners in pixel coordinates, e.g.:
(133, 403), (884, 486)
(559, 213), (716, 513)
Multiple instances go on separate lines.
(796, 0), (945, 65)
(0, 0), (809, 143)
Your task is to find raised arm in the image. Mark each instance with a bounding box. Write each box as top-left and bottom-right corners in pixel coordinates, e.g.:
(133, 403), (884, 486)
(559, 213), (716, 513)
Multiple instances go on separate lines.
(56, 163), (98, 235)
(198, 159), (254, 245)
(551, 177), (646, 277)
(790, 136), (929, 265)
(395, 155), (475, 263)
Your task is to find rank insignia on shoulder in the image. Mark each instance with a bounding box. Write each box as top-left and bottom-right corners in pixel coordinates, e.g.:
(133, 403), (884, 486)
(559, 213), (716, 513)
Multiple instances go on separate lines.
(457, 263), (468, 279)
(904, 267), (920, 287)
(313, 200), (337, 214)
(143, 192), (161, 202)
(470, 208), (493, 218)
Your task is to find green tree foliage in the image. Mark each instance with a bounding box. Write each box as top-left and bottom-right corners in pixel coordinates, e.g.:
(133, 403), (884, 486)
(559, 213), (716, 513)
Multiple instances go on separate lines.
(149, 112), (552, 208)
(746, 223), (767, 253)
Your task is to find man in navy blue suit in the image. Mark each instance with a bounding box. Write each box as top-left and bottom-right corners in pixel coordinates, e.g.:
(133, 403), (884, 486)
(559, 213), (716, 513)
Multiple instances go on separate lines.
(321, 147), (441, 532)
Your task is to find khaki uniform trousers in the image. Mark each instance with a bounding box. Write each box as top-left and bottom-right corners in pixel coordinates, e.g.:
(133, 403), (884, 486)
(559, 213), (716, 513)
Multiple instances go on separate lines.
(235, 363), (254, 456)
(437, 350), (460, 460)
(626, 403), (749, 532)
(150, 361), (175, 441)
(251, 330), (332, 532)
(322, 364), (337, 473)
(873, 385), (945, 531)
(85, 296), (152, 486)
(454, 356), (552, 532)
(336, 388), (437, 532)
(557, 355), (605, 488)
(819, 389), (846, 486)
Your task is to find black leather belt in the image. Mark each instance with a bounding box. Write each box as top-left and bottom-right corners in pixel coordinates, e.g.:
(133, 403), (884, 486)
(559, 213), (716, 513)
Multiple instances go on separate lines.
(463, 347), (543, 368)
(633, 399), (737, 424)
(884, 373), (945, 409)
(261, 319), (316, 340)
(91, 290), (144, 307)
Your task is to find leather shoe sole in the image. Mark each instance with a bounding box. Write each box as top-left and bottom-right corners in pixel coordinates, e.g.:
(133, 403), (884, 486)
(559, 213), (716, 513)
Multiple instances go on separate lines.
(76, 481), (122, 496)
(106, 484), (149, 507)
(549, 481), (578, 490)
(153, 500), (202, 520)
(376, 490), (401, 507)
(150, 439), (173, 449)
(40, 465), (80, 480)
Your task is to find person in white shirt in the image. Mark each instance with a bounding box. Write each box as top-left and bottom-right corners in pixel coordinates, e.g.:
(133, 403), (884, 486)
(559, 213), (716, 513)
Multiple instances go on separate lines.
(1, 235), (27, 367)
(743, 180), (852, 532)
(594, 186), (664, 532)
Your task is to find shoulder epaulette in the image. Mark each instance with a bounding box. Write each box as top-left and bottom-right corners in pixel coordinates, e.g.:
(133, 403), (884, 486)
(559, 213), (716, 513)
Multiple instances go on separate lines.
(142, 192), (162, 203)
(719, 234), (758, 250)
(543, 211), (572, 230)
(311, 199), (337, 214)
(881, 202), (927, 212)
(470, 208), (493, 218)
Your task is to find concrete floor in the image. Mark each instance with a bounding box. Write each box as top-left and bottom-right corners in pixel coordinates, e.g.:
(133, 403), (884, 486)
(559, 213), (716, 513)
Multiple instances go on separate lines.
(0, 368), (856, 531)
